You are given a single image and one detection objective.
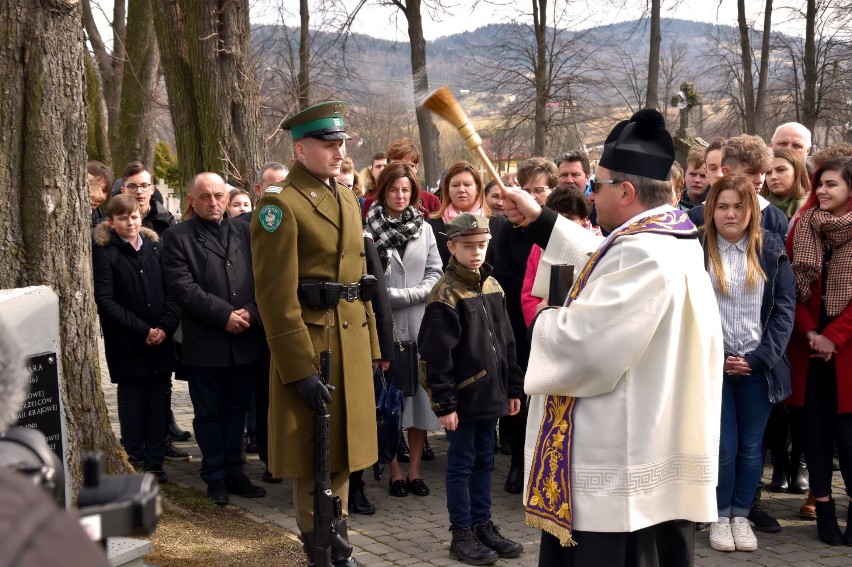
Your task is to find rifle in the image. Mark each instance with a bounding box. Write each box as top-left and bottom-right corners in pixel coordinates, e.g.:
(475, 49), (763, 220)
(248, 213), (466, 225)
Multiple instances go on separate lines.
(312, 311), (350, 566)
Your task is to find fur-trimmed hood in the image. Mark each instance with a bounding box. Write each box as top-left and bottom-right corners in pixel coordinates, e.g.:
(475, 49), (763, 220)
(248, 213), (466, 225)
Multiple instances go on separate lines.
(93, 220), (159, 247)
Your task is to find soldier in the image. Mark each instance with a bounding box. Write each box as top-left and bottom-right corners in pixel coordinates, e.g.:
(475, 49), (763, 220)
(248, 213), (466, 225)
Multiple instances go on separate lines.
(251, 101), (380, 567)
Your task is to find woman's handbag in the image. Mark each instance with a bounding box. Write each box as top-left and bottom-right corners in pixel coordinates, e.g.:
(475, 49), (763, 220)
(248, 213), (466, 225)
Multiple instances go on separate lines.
(386, 318), (418, 396)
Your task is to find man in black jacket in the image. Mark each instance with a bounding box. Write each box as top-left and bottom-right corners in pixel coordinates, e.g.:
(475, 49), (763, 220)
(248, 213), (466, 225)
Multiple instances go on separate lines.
(162, 172), (267, 505)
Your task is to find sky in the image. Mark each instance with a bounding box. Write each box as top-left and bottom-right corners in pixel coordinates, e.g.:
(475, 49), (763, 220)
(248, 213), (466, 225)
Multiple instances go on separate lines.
(269, 0), (807, 42)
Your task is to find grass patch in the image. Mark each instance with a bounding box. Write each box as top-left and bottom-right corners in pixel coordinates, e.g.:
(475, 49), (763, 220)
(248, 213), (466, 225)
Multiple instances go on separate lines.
(142, 482), (303, 567)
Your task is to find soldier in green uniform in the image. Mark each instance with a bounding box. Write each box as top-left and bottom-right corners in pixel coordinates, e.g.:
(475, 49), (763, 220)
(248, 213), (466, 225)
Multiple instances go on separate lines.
(251, 101), (380, 567)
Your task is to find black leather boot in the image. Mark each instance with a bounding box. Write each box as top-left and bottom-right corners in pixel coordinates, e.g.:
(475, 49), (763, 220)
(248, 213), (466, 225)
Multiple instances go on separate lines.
(168, 410), (191, 441)
(300, 531), (327, 567)
(474, 520), (523, 558)
(449, 527), (498, 565)
(845, 503), (852, 546)
(348, 471), (375, 515)
(504, 465), (523, 494)
(788, 454), (810, 494)
(331, 520), (362, 566)
(815, 498), (844, 546)
(767, 460), (789, 492)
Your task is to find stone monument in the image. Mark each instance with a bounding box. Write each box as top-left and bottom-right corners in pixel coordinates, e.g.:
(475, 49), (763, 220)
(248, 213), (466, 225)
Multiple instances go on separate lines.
(670, 82), (707, 167)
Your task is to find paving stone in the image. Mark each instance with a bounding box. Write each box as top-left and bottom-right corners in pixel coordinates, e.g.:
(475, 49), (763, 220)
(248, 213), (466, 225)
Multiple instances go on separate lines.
(96, 337), (852, 566)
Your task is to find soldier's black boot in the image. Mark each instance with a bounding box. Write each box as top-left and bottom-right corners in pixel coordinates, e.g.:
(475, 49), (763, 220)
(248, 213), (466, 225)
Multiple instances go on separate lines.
(331, 520), (362, 566)
(300, 531), (328, 567)
(449, 527), (498, 565)
(474, 520), (523, 558)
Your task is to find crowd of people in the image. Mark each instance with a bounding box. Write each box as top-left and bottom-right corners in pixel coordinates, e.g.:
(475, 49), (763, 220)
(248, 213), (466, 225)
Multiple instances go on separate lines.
(87, 102), (852, 567)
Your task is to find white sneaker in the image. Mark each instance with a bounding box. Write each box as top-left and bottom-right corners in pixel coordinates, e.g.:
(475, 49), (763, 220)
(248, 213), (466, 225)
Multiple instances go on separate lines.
(709, 517), (735, 552)
(730, 516), (758, 551)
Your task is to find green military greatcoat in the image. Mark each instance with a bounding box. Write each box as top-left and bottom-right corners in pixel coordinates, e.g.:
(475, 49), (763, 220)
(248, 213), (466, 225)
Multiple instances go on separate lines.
(251, 161), (380, 478)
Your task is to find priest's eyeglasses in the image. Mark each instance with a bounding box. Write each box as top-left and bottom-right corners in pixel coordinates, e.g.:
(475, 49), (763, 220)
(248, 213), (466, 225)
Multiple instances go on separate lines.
(591, 179), (624, 193)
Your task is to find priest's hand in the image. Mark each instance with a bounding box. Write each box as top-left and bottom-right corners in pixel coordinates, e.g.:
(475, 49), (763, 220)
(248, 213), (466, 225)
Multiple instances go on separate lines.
(503, 187), (542, 227)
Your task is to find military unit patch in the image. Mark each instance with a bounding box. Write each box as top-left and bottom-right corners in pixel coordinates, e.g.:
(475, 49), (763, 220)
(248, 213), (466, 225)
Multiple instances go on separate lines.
(259, 204), (283, 233)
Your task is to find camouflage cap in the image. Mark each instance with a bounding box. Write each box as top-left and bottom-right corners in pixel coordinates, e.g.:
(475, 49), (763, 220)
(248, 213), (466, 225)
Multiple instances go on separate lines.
(444, 213), (491, 240)
(280, 101), (351, 141)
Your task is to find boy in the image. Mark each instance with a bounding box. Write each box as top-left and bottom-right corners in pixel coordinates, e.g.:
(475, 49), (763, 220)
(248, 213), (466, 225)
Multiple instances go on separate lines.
(92, 194), (180, 483)
(688, 134), (788, 239)
(417, 213), (524, 566)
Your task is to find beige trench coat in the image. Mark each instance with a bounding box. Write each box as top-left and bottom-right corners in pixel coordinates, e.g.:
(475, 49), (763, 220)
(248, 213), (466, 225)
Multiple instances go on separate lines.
(251, 161), (380, 478)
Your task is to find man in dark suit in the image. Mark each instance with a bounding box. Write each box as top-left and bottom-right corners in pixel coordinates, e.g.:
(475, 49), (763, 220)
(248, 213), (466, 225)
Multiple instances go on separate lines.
(162, 172), (267, 505)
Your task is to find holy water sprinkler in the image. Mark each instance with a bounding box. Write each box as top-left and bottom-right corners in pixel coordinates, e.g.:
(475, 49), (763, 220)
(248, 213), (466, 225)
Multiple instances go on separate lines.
(421, 85), (506, 198)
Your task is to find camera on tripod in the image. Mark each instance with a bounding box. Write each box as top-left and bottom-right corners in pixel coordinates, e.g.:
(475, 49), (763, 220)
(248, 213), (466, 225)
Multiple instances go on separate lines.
(0, 427), (161, 544)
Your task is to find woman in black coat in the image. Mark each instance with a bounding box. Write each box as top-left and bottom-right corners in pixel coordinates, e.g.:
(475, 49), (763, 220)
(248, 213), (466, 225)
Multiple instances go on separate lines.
(92, 195), (180, 481)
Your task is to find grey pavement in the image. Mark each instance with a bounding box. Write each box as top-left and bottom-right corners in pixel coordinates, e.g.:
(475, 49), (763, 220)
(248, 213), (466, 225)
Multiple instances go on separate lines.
(98, 345), (852, 566)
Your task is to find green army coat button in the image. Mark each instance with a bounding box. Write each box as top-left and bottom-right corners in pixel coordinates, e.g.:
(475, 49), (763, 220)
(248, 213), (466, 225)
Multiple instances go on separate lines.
(310, 191), (318, 198)
(343, 321), (350, 329)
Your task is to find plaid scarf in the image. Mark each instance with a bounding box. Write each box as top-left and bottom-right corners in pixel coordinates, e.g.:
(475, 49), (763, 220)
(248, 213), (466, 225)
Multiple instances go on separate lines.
(524, 209), (697, 547)
(366, 201), (424, 266)
(792, 207), (852, 317)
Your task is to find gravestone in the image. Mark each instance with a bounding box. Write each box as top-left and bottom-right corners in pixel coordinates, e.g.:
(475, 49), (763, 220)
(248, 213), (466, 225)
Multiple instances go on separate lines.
(0, 286), (70, 502)
(670, 82), (708, 167)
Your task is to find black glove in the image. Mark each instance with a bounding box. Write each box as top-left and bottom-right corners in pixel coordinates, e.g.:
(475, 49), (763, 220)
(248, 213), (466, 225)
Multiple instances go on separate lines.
(294, 374), (332, 413)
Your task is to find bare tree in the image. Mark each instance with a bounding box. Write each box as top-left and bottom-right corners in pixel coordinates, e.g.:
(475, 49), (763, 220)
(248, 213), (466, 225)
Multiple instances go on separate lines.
(659, 39), (689, 131)
(469, 3), (594, 157)
(82, 0), (126, 162)
(646, 0), (662, 110)
(772, 0), (852, 143)
(1, 0), (130, 493)
(736, 0), (773, 136)
(381, 0), (443, 189)
(152, 0), (265, 195)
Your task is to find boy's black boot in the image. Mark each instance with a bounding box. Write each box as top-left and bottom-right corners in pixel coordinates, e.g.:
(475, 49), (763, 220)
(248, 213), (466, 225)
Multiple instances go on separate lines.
(815, 498), (844, 546)
(474, 520), (523, 558)
(450, 527), (498, 565)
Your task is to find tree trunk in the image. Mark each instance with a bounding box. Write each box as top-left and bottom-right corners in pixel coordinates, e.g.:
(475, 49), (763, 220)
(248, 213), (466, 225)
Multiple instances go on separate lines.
(298, 0), (310, 110)
(114, 0), (160, 171)
(404, 0), (442, 190)
(645, 0), (661, 110)
(737, 0), (756, 134)
(0, 0), (130, 495)
(82, 0), (126, 169)
(753, 0), (773, 138)
(802, 0), (817, 132)
(85, 53), (111, 164)
(532, 0), (547, 157)
(153, 0), (265, 198)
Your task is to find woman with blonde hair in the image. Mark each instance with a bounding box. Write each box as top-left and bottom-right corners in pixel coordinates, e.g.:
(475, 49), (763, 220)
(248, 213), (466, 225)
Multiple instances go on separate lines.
(427, 161), (503, 269)
(702, 175), (795, 553)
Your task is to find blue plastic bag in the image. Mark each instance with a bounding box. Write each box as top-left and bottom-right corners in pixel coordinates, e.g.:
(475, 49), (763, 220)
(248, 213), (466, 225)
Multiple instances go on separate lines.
(373, 367), (404, 477)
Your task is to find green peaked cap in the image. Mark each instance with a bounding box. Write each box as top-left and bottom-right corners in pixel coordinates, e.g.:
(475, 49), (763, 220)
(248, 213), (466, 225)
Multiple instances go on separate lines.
(280, 101), (351, 141)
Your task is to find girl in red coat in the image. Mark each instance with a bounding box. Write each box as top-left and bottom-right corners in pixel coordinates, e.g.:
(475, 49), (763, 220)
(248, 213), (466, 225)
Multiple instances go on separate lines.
(786, 156), (852, 545)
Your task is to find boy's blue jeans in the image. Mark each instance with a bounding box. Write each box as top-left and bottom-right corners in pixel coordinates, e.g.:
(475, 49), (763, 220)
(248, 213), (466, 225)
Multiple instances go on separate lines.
(716, 371), (772, 518)
(445, 418), (497, 530)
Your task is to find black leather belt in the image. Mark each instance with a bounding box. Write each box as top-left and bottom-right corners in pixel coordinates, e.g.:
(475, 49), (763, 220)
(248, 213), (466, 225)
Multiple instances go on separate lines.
(298, 280), (370, 309)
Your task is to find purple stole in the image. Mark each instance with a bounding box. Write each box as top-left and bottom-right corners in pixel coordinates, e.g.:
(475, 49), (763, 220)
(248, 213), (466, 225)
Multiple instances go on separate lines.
(524, 209), (697, 546)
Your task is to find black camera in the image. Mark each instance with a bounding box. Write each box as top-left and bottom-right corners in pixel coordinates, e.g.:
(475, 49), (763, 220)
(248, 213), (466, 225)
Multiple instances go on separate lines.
(0, 427), (161, 545)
